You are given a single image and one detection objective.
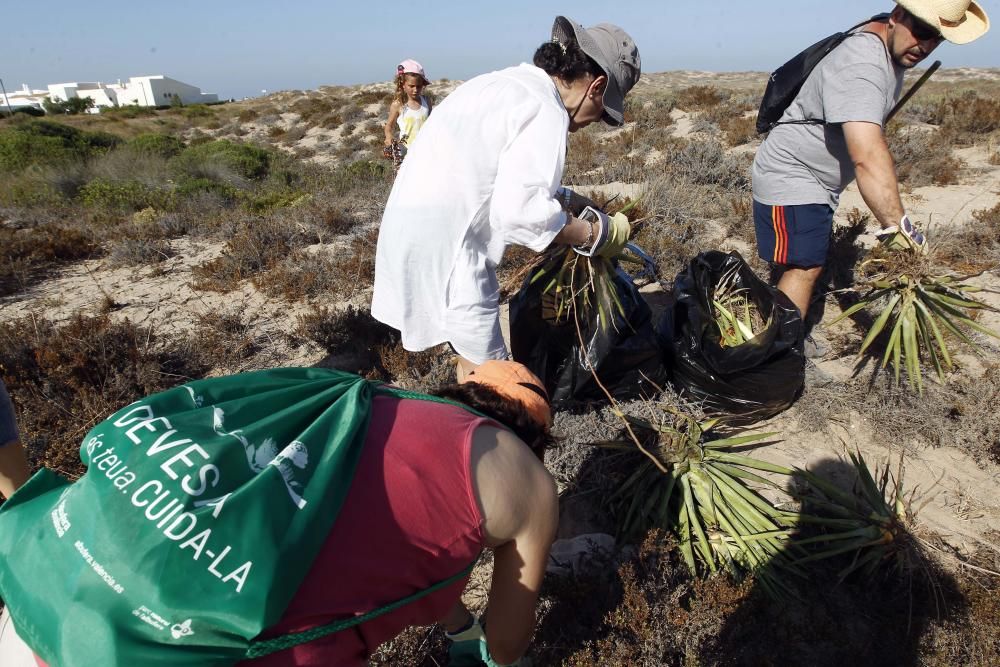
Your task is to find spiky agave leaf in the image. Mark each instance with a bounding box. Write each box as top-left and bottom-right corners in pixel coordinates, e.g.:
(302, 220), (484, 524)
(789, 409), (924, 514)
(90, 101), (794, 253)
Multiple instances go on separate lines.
(528, 248), (626, 332)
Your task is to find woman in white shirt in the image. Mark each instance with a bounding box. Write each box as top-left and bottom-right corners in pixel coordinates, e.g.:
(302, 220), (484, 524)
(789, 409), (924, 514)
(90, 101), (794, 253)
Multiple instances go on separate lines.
(372, 16), (641, 379)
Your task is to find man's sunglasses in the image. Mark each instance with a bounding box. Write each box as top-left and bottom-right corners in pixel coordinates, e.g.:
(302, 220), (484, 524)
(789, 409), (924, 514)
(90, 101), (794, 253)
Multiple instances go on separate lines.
(905, 11), (943, 42)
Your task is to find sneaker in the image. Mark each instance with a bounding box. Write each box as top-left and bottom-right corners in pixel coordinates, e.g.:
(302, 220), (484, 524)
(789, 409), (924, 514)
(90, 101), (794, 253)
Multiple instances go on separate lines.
(803, 334), (830, 359)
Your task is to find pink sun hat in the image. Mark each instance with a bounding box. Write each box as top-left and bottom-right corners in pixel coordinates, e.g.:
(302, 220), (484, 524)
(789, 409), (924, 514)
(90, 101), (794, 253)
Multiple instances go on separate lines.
(396, 59), (429, 84)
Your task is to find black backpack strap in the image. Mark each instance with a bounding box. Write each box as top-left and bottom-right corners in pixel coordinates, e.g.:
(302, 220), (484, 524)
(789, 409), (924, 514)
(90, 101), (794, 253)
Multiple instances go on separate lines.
(245, 558), (478, 659)
(769, 13), (890, 131)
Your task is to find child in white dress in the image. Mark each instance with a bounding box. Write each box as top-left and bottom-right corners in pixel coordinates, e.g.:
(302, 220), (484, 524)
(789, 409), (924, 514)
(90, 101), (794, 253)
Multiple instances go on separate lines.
(383, 59), (432, 168)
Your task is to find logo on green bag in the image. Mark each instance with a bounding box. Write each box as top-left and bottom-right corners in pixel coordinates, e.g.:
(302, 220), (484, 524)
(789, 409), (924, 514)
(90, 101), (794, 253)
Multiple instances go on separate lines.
(212, 407), (311, 510)
(170, 619), (194, 640)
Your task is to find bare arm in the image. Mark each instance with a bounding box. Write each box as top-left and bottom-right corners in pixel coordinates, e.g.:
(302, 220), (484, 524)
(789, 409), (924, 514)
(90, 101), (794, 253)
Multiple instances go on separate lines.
(0, 381), (30, 498)
(470, 427), (558, 664)
(384, 101), (401, 145)
(0, 440), (31, 499)
(842, 121), (905, 228)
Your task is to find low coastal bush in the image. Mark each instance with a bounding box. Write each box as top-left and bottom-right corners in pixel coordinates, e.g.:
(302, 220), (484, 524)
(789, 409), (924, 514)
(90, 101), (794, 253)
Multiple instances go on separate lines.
(0, 223), (96, 296)
(0, 119), (122, 172)
(127, 133), (185, 158)
(888, 123), (963, 186)
(0, 313), (208, 478)
(78, 179), (174, 212)
(170, 139), (272, 181)
(676, 85), (728, 111)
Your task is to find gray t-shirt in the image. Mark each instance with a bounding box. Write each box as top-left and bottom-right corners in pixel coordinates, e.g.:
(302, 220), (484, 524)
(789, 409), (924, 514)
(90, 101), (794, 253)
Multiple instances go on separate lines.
(752, 31), (904, 209)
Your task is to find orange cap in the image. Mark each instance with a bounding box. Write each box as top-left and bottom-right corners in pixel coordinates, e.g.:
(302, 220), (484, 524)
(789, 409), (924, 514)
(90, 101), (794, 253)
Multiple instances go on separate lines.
(462, 360), (551, 429)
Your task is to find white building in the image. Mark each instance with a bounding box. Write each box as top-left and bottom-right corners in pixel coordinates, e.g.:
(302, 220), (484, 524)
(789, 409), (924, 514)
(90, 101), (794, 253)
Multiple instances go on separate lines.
(0, 83), (48, 111)
(1, 75), (218, 113)
(47, 82), (118, 109)
(99, 75), (219, 108)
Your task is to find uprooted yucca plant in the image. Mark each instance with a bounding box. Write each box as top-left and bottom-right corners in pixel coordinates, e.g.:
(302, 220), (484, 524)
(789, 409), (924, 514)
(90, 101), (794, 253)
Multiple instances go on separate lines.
(830, 233), (1000, 393)
(600, 403), (808, 598)
(792, 452), (924, 582)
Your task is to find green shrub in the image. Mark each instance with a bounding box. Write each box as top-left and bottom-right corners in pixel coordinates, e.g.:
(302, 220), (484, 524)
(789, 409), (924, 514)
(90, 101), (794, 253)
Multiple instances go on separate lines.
(353, 91), (390, 106)
(99, 104), (156, 118)
(0, 119), (122, 172)
(173, 176), (238, 202)
(0, 107), (45, 118)
(291, 97), (334, 124)
(43, 96), (95, 115)
(180, 104), (214, 119)
(0, 172), (63, 206)
(78, 179), (173, 211)
(241, 190), (308, 214)
(329, 159), (389, 194)
(170, 139), (272, 181)
(128, 133), (184, 158)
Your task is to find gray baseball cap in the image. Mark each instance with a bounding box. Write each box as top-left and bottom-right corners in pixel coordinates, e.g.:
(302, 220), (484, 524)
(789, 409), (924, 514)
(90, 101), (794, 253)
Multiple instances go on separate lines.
(552, 16), (641, 126)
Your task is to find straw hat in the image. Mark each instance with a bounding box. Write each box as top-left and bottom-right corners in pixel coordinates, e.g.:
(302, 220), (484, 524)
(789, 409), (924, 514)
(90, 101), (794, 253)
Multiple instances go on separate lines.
(897, 0), (989, 44)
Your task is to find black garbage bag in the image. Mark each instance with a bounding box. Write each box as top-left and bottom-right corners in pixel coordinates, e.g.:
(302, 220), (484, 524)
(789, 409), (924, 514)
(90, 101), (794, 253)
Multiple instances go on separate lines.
(659, 250), (804, 424)
(509, 263), (668, 408)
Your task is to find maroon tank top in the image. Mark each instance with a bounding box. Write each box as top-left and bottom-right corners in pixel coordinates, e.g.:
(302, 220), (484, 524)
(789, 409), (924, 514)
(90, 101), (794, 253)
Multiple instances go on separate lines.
(240, 392), (488, 665)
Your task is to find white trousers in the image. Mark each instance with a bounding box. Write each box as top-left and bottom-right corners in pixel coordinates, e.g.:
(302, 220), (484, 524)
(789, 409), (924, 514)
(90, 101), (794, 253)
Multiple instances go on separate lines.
(0, 607), (38, 667)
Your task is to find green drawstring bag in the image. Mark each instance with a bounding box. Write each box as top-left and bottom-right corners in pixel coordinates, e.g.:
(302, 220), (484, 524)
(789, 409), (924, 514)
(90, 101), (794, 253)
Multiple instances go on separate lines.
(0, 367), (469, 666)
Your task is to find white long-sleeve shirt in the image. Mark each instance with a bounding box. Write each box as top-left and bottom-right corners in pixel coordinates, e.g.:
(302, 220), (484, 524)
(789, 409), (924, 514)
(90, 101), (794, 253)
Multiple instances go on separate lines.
(372, 63), (569, 364)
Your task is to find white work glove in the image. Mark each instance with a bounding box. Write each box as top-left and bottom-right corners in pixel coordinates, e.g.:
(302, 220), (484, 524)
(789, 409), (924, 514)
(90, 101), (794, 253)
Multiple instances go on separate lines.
(573, 207), (631, 258)
(876, 214), (926, 249)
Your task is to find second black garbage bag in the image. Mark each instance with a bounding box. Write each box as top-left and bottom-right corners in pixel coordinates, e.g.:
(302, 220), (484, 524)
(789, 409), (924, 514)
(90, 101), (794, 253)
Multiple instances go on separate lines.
(660, 250), (805, 424)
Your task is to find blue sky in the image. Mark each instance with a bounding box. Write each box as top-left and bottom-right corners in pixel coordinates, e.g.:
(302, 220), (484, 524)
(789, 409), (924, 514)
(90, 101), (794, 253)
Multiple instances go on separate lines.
(3, 1), (997, 99)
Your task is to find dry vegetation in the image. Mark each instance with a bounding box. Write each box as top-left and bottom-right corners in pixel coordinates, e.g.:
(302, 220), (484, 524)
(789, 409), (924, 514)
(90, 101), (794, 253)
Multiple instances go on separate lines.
(2, 68), (1000, 664)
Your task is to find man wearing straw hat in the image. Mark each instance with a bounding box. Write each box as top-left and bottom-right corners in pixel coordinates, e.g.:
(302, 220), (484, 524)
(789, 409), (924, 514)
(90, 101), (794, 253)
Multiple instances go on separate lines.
(751, 0), (989, 355)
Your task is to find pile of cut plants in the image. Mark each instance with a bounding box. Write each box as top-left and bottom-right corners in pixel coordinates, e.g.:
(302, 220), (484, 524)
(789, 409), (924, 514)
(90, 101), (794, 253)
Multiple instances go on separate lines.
(711, 261), (772, 347)
(599, 395), (941, 601)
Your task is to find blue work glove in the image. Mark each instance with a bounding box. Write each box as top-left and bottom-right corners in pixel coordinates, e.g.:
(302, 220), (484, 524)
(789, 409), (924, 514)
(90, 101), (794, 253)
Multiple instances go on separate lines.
(444, 616), (527, 666)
